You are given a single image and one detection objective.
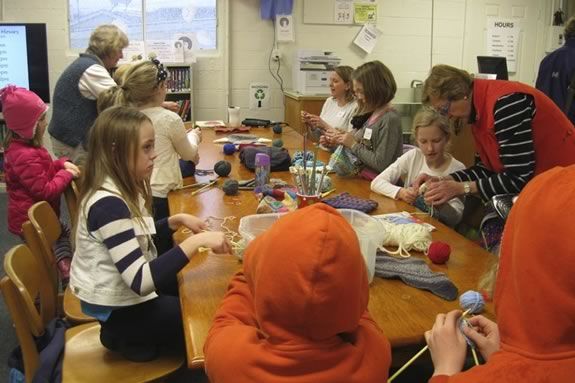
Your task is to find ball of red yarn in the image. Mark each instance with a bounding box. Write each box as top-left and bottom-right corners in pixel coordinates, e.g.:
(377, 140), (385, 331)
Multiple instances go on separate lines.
(427, 241), (451, 264)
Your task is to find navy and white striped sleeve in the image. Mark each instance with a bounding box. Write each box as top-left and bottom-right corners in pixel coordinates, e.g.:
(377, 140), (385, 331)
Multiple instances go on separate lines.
(87, 196), (189, 296)
(451, 93), (536, 201)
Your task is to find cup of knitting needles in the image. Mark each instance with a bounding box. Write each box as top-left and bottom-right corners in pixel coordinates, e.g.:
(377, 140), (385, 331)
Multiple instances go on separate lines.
(290, 164), (330, 209)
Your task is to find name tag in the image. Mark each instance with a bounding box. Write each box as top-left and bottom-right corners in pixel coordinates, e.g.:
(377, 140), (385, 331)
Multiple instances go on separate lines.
(363, 128), (373, 140)
(132, 216), (157, 236)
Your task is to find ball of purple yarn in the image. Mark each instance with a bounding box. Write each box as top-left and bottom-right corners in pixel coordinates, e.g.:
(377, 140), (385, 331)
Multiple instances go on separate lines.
(223, 143), (236, 155)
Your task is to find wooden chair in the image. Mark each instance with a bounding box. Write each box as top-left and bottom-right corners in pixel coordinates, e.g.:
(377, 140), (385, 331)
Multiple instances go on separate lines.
(63, 179), (80, 231)
(26, 201), (94, 325)
(1, 244), (184, 383)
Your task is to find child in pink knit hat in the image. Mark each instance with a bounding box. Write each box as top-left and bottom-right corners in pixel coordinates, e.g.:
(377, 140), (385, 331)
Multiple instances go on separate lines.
(1, 85), (80, 286)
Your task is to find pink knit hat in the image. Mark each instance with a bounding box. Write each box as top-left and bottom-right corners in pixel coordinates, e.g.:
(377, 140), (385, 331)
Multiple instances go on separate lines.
(0, 85), (48, 140)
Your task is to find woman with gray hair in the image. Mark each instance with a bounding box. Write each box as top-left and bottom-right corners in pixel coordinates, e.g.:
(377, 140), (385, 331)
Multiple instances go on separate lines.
(49, 24), (129, 164)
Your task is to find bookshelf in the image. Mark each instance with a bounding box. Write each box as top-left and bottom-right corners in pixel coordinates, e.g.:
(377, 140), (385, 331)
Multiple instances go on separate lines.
(165, 64), (194, 123)
(0, 119), (6, 190)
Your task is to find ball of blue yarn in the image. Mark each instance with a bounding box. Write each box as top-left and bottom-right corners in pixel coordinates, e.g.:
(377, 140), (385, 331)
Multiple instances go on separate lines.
(459, 290), (485, 314)
(272, 123), (283, 134)
(223, 143), (236, 155)
(214, 160), (232, 177)
(273, 138), (283, 148)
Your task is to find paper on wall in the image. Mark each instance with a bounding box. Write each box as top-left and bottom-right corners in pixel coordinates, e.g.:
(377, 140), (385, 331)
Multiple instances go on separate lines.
(172, 33), (198, 64)
(334, 0), (353, 24)
(276, 14), (294, 42)
(119, 41), (146, 63)
(354, 3), (377, 24)
(146, 40), (181, 63)
(353, 24), (381, 54)
(486, 18), (520, 72)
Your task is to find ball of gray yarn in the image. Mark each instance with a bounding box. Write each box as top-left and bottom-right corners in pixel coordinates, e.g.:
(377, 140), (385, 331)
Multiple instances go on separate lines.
(272, 124), (283, 134)
(273, 138), (284, 148)
(222, 179), (239, 195)
(315, 174), (332, 192)
(214, 160), (232, 177)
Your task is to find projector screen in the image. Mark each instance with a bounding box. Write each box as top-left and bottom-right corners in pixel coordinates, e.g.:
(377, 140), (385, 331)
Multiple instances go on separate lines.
(0, 23), (50, 104)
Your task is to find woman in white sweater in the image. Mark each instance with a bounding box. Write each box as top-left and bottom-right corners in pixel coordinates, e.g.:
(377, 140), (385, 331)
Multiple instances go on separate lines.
(371, 107), (465, 226)
(302, 66), (357, 140)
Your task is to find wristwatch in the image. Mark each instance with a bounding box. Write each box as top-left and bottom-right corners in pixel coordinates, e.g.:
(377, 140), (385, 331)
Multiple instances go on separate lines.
(463, 182), (471, 195)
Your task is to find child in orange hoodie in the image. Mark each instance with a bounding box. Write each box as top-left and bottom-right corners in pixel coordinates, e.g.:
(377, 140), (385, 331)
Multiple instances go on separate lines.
(204, 204), (391, 383)
(424, 165), (575, 382)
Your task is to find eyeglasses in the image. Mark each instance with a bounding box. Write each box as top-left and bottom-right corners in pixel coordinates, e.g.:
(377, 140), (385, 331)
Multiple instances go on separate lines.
(151, 58), (168, 83)
(436, 100), (451, 116)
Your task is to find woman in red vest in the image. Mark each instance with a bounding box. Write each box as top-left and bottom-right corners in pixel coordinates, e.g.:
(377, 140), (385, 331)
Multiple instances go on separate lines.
(415, 65), (575, 244)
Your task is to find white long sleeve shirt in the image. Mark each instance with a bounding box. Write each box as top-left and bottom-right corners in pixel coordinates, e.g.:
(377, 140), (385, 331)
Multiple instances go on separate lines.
(371, 148), (466, 224)
(141, 106), (200, 198)
(320, 97), (357, 132)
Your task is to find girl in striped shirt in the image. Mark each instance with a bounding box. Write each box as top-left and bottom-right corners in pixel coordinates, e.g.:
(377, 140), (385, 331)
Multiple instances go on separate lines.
(69, 106), (231, 362)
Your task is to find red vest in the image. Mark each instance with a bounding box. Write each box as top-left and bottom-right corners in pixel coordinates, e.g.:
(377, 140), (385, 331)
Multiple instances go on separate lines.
(472, 79), (575, 174)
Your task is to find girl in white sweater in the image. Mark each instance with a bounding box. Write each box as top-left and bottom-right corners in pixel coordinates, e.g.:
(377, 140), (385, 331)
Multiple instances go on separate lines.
(370, 107), (465, 226)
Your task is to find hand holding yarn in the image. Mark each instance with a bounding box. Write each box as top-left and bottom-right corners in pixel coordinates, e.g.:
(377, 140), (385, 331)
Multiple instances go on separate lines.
(424, 310), (468, 377)
(398, 187), (418, 204)
(460, 315), (501, 362)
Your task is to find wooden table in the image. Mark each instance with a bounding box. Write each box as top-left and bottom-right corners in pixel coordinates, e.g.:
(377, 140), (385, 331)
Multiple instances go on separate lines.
(169, 126), (495, 369)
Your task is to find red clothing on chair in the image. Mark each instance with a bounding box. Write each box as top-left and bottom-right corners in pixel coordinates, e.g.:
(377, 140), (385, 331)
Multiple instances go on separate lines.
(204, 204), (391, 383)
(4, 140), (72, 235)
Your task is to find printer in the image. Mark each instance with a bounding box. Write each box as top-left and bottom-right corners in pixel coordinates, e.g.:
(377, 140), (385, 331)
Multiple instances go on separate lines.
(292, 50), (342, 95)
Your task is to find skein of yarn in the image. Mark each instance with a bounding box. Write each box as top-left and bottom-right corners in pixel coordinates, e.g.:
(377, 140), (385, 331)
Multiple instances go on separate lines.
(427, 241), (451, 264)
(273, 138), (283, 148)
(214, 160), (232, 177)
(380, 220), (432, 258)
(459, 290), (485, 314)
(223, 143), (236, 155)
(272, 123), (283, 134)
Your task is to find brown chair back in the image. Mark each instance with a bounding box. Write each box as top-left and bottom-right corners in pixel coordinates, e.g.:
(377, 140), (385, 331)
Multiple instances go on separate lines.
(63, 179), (80, 230)
(27, 201), (62, 272)
(21, 220), (59, 296)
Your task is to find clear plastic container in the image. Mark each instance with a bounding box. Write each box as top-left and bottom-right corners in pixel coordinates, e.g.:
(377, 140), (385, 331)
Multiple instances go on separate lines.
(238, 209), (384, 283)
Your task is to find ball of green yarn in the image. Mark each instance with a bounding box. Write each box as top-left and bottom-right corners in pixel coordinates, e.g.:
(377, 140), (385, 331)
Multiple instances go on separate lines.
(222, 179), (239, 195)
(273, 138), (283, 148)
(214, 160), (232, 177)
(272, 124), (283, 134)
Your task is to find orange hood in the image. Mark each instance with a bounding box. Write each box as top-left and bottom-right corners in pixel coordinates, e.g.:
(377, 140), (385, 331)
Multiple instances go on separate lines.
(495, 165), (575, 359)
(243, 203), (369, 343)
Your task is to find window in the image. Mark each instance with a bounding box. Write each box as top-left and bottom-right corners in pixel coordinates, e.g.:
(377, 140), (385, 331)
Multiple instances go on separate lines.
(68, 0), (217, 51)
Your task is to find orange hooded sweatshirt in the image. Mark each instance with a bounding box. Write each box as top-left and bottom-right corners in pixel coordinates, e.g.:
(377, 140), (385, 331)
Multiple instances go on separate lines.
(204, 204), (391, 383)
(430, 165), (575, 383)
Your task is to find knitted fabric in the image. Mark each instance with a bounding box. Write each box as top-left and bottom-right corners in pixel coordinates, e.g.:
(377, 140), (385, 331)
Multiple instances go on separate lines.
(291, 150), (324, 168)
(374, 251), (458, 301)
(321, 192), (378, 213)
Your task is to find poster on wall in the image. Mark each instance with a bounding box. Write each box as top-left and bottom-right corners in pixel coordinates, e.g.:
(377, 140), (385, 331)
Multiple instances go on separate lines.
(334, 0), (353, 24)
(120, 41), (146, 63)
(249, 83), (270, 110)
(486, 18), (520, 72)
(353, 24), (381, 54)
(276, 15), (295, 42)
(354, 3), (377, 24)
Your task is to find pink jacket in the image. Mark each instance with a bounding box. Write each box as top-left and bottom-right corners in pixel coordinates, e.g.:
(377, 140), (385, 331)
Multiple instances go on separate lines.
(4, 140), (73, 235)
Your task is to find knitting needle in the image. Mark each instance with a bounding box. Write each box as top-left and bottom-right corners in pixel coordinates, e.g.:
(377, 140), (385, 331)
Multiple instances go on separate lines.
(387, 309), (472, 383)
(320, 188), (335, 198)
(178, 182), (208, 190)
(471, 347), (480, 366)
(316, 166), (328, 196)
(310, 143), (319, 194)
(190, 179), (218, 196)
